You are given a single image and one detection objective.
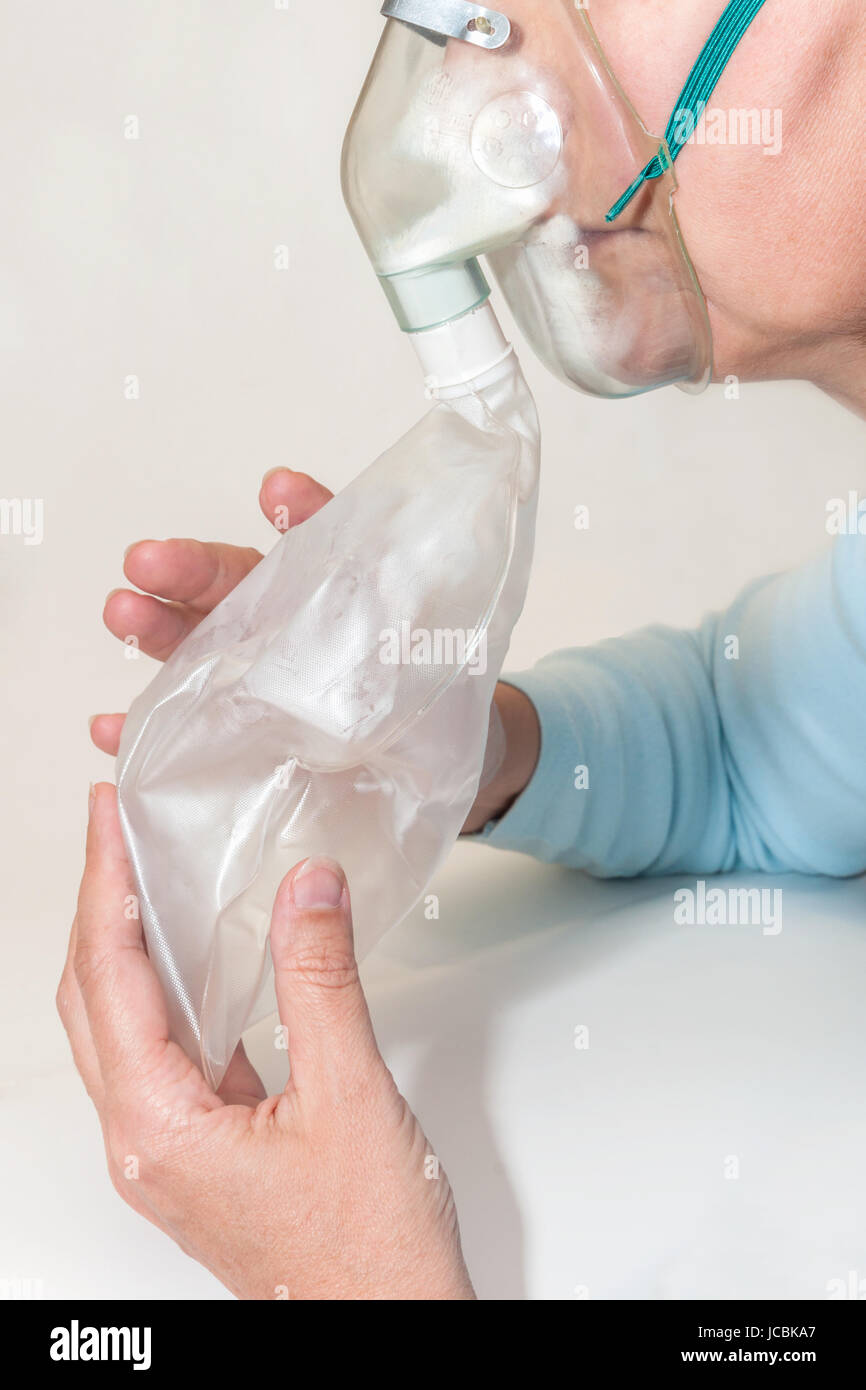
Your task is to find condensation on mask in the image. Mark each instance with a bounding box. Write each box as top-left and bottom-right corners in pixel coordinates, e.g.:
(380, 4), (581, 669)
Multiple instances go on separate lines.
(116, 326), (539, 1088)
(342, 1), (713, 398)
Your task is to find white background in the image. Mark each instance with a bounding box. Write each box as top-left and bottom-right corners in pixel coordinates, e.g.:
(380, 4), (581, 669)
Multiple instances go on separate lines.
(1, 2), (864, 1300)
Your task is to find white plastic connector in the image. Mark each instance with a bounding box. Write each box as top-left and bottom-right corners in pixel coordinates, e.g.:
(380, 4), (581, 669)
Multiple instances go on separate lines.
(410, 303), (515, 398)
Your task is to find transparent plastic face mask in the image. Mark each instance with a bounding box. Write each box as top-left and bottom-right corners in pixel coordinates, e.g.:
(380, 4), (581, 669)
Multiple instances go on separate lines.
(343, 0), (768, 398)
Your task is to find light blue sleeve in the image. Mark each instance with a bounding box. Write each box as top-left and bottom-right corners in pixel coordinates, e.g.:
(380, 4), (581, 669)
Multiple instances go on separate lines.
(478, 536), (866, 878)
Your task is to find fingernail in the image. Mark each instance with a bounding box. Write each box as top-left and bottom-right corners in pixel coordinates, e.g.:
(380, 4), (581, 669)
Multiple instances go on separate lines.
(291, 857), (345, 911)
(88, 783), (96, 817)
(262, 467), (291, 485)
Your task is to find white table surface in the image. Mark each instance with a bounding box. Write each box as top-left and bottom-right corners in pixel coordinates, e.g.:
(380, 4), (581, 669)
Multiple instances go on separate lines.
(3, 843), (864, 1302)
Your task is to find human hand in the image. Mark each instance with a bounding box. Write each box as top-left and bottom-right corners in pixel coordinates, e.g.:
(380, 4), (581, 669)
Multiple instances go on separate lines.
(57, 784), (476, 1301)
(90, 469), (333, 756)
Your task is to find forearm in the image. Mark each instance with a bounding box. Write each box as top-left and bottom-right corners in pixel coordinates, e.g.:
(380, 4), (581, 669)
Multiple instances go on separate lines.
(470, 629), (737, 876)
(469, 538), (866, 878)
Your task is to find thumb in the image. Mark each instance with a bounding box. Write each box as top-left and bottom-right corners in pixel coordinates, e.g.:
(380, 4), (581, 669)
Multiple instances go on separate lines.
(270, 858), (382, 1096)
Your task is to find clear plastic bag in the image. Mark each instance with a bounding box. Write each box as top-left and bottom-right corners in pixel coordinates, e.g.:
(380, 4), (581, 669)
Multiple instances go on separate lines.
(117, 352), (539, 1086)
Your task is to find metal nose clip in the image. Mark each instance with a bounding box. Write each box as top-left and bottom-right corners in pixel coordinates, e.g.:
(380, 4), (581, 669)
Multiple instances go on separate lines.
(380, 0), (511, 50)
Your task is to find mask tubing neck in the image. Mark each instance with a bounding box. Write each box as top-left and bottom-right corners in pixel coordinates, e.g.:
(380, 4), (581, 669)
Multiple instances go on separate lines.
(410, 303), (514, 396)
(380, 258), (491, 333)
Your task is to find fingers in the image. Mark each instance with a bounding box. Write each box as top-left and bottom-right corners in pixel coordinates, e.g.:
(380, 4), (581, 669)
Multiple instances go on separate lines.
(124, 539), (263, 612)
(102, 473), (332, 667)
(270, 858), (382, 1098)
(259, 468), (333, 531)
(89, 713), (126, 757)
(103, 538), (264, 662)
(103, 588), (198, 662)
(73, 785), (209, 1101)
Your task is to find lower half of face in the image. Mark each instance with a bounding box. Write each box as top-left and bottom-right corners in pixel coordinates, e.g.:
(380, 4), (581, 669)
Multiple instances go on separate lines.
(587, 0), (866, 388)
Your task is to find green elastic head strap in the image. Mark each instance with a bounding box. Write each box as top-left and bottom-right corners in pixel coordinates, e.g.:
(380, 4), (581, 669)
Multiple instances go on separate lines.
(606, 0), (769, 223)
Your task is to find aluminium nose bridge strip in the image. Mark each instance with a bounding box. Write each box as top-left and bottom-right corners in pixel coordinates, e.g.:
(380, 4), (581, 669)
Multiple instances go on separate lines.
(380, 0), (511, 50)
